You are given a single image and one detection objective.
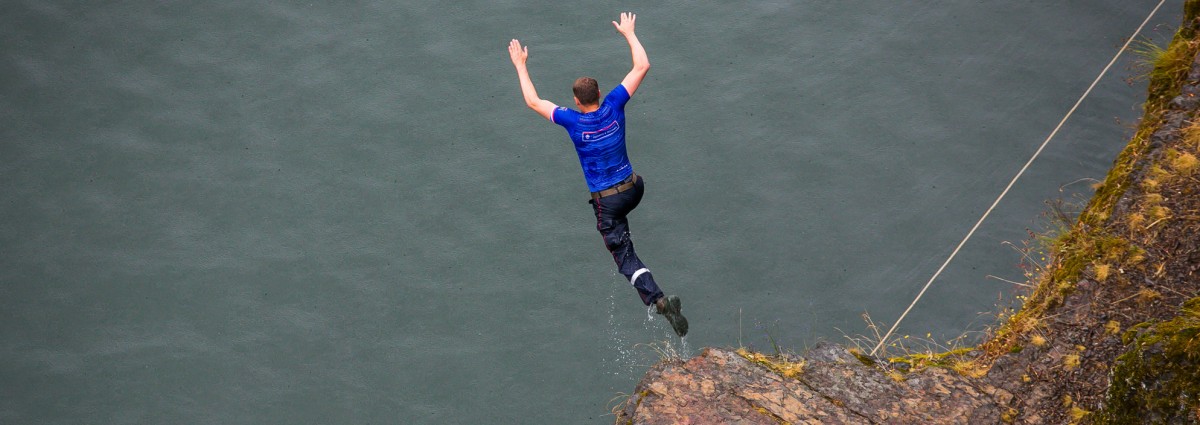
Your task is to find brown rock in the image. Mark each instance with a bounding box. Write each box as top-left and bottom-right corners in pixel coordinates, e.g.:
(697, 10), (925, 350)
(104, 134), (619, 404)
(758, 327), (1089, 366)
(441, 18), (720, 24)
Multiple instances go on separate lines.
(616, 343), (1010, 424)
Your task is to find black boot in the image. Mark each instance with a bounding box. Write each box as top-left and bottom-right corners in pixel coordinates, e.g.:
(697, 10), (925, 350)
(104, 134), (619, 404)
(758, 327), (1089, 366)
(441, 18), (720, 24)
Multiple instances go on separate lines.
(655, 295), (688, 337)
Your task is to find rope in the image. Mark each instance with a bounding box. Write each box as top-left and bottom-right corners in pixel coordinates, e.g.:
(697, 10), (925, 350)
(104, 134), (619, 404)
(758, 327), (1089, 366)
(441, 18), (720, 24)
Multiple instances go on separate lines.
(870, 0), (1168, 356)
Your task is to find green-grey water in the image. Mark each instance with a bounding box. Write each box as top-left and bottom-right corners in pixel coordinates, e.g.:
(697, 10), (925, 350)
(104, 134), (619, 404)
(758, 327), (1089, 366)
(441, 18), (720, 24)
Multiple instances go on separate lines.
(1, 1), (1184, 423)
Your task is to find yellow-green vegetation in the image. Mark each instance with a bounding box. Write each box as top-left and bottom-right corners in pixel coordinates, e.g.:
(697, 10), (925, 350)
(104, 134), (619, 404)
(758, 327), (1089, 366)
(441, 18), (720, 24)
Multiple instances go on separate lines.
(1187, 120), (1200, 151)
(1069, 405), (1092, 424)
(1137, 287), (1163, 306)
(1001, 407), (1019, 423)
(1095, 298), (1200, 424)
(1130, 29), (1196, 87)
(752, 406), (789, 425)
(1062, 354), (1080, 371)
(735, 348), (806, 380)
(1093, 262), (1111, 282)
(949, 358), (989, 379)
(1104, 320), (1122, 336)
(846, 347), (876, 367)
(974, 229), (1143, 365)
(1168, 149), (1198, 174)
(1030, 334), (1047, 347)
(883, 347), (971, 371)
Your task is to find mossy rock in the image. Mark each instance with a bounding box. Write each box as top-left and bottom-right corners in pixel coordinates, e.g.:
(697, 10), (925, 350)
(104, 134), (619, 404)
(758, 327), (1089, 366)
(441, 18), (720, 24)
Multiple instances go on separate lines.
(1097, 298), (1200, 424)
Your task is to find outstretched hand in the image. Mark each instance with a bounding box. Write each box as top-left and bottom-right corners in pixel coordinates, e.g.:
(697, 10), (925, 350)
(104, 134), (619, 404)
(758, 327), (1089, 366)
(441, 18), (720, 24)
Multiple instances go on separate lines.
(508, 39), (528, 68)
(612, 12), (636, 36)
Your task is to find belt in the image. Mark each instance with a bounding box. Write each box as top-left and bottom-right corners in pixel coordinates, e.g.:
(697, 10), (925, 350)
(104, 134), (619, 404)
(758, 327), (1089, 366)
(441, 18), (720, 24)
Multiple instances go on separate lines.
(590, 173), (638, 200)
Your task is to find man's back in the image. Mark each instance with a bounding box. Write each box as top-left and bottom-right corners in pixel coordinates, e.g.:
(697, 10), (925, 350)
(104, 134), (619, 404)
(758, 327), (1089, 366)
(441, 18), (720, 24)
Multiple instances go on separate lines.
(553, 85), (634, 193)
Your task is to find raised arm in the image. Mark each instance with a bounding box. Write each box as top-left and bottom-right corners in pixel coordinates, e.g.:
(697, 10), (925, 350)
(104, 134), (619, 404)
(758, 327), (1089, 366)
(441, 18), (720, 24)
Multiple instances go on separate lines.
(508, 39), (557, 121)
(612, 12), (649, 96)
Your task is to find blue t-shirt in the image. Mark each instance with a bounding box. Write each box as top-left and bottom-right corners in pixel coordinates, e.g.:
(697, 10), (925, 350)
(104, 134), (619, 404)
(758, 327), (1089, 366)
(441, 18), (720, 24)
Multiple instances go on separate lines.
(552, 84), (634, 192)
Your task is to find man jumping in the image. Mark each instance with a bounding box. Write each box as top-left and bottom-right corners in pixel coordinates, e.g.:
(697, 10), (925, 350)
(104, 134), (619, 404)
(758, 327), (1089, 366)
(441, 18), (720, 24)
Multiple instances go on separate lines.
(507, 12), (688, 337)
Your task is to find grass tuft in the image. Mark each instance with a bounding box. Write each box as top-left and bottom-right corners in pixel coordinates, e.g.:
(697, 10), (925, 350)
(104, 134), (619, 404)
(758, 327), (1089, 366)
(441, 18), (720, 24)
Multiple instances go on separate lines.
(1148, 205), (1172, 221)
(1002, 407), (1019, 423)
(1129, 212), (1146, 229)
(1094, 263), (1111, 282)
(1171, 150), (1198, 174)
(1105, 320), (1122, 335)
(1185, 120), (1200, 150)
(1137, 288), (1162, 305)
(1148, 164), (1172, 183)
(1070, 405), (1092, 423)
(949, 359), (989, 378)
(1063, 354), (1081, 371)
(736, 348), (806, 380)
(1131, 34), (1194, 88)
(1031, 334), (1047, 347)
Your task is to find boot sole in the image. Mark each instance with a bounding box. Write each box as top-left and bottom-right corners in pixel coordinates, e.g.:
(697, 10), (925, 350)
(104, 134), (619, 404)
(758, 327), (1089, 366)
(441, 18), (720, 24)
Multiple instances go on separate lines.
(665, 296), (688, 337)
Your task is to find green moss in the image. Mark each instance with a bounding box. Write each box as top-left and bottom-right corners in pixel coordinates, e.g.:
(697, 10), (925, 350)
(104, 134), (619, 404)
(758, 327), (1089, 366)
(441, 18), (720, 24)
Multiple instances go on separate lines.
(1122, 322), (1155, 345)
(1183, 297), (1200, 317)
(848, 347), (876, 367)
(1096, 297), (1200, 424)
(886, 347), (972, 372)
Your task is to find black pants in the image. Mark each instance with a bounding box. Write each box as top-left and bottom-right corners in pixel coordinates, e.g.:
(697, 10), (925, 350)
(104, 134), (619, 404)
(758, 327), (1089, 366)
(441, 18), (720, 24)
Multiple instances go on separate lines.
(588, 175), (664, 306)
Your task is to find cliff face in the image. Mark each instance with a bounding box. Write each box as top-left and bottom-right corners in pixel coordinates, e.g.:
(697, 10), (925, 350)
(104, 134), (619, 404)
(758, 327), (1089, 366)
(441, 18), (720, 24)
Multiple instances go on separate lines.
(616, 4), (1200, 424)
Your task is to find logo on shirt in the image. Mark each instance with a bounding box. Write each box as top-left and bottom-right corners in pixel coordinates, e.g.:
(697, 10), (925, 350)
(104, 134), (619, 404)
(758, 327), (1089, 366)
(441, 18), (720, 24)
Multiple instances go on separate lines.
(581, 120), (620, 142)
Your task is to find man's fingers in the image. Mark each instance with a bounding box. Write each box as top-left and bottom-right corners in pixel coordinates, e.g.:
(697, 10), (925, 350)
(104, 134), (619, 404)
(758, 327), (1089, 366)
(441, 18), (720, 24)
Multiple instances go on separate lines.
(615, 12), (635, 29)
(509, 39), (526, 59)
(614, 12), (636, 32)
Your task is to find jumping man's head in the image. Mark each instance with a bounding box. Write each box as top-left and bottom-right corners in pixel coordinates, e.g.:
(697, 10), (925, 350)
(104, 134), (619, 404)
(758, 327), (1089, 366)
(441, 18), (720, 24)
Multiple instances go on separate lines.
(573, 77), (600, 109)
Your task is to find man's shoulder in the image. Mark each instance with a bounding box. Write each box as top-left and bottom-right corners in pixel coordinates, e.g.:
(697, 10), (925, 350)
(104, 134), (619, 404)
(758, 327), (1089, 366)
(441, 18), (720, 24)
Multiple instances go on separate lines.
(552, 106), (579, 126)
(602, 84), (631, 107)
(606, 84), (630, 99)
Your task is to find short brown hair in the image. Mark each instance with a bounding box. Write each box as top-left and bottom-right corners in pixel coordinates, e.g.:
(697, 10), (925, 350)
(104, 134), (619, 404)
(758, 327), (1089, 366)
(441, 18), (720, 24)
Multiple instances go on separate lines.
(573, 77), (599, 106)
